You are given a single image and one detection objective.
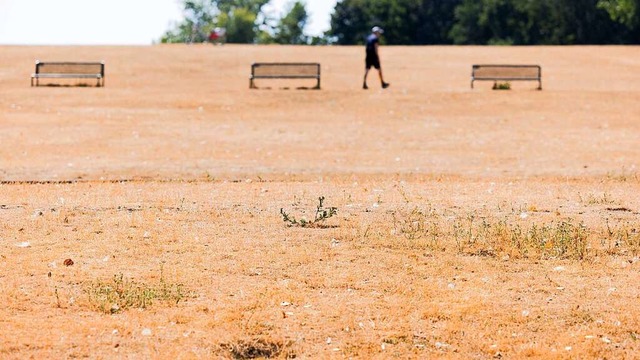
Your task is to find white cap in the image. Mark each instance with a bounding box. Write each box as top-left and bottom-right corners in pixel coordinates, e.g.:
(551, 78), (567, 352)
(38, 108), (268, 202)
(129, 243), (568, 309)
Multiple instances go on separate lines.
(372, 26), (384, 34)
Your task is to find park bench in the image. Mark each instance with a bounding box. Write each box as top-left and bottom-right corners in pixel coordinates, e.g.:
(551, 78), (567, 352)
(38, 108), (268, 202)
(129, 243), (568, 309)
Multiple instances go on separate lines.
(471, 64), (541, 90)
(250, 63), (321, 89)
(31, 61), (105, 87)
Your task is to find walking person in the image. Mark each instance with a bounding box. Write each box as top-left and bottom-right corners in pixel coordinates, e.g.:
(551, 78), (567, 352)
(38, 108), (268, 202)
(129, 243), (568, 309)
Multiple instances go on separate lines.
(363, 26), (390, 90)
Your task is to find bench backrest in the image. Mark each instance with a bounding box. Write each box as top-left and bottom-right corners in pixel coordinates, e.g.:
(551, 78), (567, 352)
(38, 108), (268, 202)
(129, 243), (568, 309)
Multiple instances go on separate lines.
(35, 61), (104, 75)
(472, 65), (541, 80)
(252, 63), (320, 78)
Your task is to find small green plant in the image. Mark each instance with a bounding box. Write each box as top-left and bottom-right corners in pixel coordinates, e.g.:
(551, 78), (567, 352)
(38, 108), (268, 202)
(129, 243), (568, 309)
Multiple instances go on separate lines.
(605, 169), (639, 182)
(542, 220), (588, 260)
(453, 214), (478, 253)
(392, 206), (442, 250)
(579, 192), (616, 205)
(85, 267), (187, 314)
(55, 287), (62, 308)
(393, 207), (428, 240)
(602, 220), (640, 256)
(567, 306), (594, 326)
(493, 81), (511, 90)
(280, 196), (337, 228)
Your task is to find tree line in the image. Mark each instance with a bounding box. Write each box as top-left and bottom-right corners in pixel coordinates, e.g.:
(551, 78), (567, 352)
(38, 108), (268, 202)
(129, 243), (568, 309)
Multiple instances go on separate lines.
(162, 0), (640, 45)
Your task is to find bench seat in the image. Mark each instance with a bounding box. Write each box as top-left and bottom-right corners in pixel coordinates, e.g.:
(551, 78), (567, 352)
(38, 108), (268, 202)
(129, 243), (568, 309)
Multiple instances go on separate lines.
(250, 63), (320, 89)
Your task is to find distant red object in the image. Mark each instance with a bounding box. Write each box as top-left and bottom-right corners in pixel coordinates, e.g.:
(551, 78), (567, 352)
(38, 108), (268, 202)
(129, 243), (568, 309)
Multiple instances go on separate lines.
(208, 28), (226, 44)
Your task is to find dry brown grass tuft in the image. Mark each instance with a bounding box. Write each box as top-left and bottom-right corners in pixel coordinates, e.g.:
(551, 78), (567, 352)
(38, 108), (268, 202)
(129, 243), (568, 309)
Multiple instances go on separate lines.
(221, 338), (295, 359)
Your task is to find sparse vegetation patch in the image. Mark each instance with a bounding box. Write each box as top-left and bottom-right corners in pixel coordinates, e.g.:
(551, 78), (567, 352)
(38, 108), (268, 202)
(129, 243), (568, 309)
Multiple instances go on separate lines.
(84, 269), (188, 314)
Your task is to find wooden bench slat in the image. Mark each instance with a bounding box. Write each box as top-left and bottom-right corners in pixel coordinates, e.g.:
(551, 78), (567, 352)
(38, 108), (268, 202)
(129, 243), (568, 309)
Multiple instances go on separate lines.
(474, 76), (540, 80)
(250, 75), (319, 79)
(33, 74), (103, 78)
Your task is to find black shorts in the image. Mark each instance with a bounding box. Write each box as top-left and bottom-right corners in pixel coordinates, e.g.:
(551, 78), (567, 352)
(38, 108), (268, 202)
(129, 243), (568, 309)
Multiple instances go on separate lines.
(366, 54), (380, 69)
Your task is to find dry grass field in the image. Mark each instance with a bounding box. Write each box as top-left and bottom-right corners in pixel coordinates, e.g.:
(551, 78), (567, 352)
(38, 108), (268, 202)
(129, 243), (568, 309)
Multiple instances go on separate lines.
(1, 44), (640, 359)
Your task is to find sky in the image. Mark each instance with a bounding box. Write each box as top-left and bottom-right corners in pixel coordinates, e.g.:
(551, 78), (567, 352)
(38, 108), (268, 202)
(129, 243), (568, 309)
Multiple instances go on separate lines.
(0, 0), (338, 45)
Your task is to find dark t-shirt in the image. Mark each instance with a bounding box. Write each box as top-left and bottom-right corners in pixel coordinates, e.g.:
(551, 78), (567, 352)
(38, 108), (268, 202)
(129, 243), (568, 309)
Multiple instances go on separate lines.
(366, 34), (379, 56)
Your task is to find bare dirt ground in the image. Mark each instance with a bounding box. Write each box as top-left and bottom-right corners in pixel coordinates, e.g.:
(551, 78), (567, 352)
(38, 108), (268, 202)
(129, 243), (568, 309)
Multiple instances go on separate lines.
(1, 45), (640, 359)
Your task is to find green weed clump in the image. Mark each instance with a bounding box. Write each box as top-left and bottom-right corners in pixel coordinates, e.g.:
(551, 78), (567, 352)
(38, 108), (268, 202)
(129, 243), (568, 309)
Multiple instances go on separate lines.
(492, 81), (511, 90)
(85, 270), (187, 314)
(281, 196), (337, 228)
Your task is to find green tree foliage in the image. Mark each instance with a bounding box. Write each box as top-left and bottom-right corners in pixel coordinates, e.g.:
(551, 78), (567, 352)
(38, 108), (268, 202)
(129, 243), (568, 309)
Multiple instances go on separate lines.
(161, 0), (270, 43)
(415, 1), (464, 44)
(272, 1), (309, 44)
(329, 0), (370, 45)
(450, 0), (562, 45)
(218, 0), (269, 14)
(218, 7), (259, 43)
(217, 0), (271, 43)
(329, 0), (639, 45)
(330, 0), (448, 45)
(598, 0), (639, 26)
(161, 0), (217, 43)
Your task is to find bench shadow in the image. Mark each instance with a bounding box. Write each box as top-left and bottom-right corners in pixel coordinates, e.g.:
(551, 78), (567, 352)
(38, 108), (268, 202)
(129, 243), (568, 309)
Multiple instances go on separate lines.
(313, 224), (340, 229)
(41, 83), (99, 88)
(253, 87), (320, 90)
